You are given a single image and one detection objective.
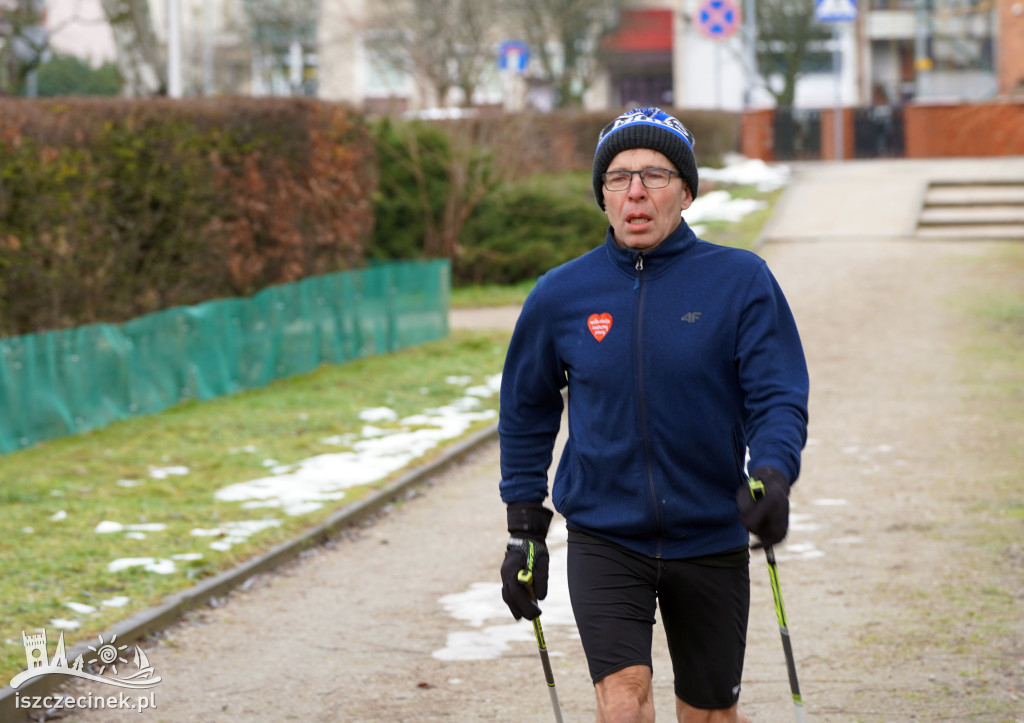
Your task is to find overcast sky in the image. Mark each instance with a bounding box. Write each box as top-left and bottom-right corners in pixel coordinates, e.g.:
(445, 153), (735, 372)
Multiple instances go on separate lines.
(46, 0), (116, 66)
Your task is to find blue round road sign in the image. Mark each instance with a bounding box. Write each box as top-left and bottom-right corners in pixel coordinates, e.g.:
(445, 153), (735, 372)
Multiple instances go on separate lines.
(697, 0), (741, 39)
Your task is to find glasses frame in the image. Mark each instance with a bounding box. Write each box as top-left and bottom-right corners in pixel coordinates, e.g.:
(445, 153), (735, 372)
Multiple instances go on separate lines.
(601, 168), (681, 192)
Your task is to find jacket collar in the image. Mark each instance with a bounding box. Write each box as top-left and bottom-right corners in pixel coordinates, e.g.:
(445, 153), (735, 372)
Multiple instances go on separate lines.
(604, 218), (697, 277)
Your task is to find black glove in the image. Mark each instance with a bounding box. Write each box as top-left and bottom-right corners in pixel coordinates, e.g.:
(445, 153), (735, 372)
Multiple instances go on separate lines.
(737, 466), (790, 546)
(500, 503), (553, 620)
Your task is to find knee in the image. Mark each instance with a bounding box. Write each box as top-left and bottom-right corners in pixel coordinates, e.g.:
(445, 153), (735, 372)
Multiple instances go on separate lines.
(596, 666), (653, 723)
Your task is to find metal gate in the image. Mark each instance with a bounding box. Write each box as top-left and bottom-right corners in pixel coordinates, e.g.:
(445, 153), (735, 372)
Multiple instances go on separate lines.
(772, 108), (822, 161)
(853, 105), (905, 158)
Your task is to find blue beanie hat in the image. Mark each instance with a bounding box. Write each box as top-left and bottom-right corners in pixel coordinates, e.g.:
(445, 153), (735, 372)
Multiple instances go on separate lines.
(592, 107), (698, 209)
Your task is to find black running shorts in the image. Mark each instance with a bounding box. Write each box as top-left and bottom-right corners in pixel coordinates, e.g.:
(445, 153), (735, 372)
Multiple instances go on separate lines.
(566, 528), (750, 709)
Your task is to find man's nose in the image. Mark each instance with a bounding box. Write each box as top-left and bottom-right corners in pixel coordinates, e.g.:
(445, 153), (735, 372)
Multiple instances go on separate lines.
(627, 173), (647, 198)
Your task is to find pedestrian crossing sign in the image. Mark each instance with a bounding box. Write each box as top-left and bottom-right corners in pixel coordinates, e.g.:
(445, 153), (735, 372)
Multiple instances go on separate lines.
(815, 0), (857, 22)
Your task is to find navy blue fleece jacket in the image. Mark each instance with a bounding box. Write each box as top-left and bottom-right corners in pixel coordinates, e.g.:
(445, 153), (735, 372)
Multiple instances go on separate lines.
(498, 220), (809, 559)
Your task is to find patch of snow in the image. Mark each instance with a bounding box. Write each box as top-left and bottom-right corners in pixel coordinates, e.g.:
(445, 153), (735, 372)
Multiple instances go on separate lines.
(149, 465), (189, 479)
(65, 602), (97, 615)
(433, 522), (573, 662)
(94, 521), (167, 534)
(359, 407), (398, 423)
(107, 557), (178, 575)
(192, 520), (283, 552)
(812, 498), (849, 506)
(699, 156), (790, 191)
(686, 190), (767, 226)
(774, 542), (826, 562)
(215, 388), (498, 516)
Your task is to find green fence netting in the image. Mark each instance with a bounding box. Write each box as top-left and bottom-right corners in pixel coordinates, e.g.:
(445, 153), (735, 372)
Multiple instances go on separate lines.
(0, 261), (451, 454)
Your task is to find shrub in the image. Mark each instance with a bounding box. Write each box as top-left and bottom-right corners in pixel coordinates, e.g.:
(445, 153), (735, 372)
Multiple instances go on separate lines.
(369, 116), (499, 263)
(34, 53), (122, 97)
(0, 98), (374, 336)
(456, 172), (608, 285)
(369, 117), (455, 260)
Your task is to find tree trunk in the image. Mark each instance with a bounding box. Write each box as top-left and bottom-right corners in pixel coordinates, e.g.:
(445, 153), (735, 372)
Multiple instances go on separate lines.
(99, 0), (165, 96)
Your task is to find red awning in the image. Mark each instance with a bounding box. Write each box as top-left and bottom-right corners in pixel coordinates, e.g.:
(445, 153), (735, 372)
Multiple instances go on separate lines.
(605, 9), (674, 53)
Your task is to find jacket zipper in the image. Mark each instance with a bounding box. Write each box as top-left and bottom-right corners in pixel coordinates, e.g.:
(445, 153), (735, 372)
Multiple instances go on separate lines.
(634, 252), (663, 557)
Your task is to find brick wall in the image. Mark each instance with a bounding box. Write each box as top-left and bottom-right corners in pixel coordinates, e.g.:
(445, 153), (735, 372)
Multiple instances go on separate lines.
(820, 108), (856, 161)
(998, 0), (1024, 95)
(741, 102), (1024, 160)
(740, 109), (774, 162)
(903, 102), (1024, 157)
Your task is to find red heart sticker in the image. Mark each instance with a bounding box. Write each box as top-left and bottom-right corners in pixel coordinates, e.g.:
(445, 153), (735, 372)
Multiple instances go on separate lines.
(588, 313), (613, 342)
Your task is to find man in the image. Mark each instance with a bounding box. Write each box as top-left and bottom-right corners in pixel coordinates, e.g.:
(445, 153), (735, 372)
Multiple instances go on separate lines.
(498, 107), (809, 722)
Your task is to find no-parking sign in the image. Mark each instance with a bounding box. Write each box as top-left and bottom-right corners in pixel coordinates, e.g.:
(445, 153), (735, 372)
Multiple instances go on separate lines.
(696, 0), (742, 40)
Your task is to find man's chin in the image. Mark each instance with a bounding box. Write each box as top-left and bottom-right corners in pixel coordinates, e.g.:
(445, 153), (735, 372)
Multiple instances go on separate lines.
(615, 232), (662, 252)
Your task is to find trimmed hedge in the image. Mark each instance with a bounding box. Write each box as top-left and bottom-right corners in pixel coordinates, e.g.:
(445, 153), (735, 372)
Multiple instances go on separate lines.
(0, 103), (742, 336)
(0, 98), (374, 336)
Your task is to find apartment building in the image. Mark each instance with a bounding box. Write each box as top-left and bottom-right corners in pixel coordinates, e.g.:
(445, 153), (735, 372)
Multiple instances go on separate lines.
(49, 0), (1019, 109)
(317, 0), (1018, 113)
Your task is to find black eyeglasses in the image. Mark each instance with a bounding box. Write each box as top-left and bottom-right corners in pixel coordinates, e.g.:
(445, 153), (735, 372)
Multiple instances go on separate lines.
(601, 168), (680, 192)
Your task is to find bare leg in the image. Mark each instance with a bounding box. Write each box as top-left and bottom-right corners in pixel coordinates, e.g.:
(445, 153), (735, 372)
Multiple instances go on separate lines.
(594, 664), (656, 723)
(676, 697), (751, 723)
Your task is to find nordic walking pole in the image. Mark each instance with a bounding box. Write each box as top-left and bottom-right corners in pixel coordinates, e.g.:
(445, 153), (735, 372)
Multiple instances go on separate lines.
(748, 477), (806, 722)
(518, 541), (565, 723)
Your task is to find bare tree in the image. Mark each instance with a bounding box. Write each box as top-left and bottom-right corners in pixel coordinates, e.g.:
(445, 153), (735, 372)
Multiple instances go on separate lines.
(363, 0), (497, 108)
(754, 0), (831, 107)
(0, 0), (47, 95)
(99, 0), (164, 96)
(503, 0), (623, 109)
(240, 0), (319, 95)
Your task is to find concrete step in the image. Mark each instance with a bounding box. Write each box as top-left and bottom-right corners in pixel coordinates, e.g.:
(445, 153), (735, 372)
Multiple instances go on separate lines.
(916, 181), (1024, 239)
(915, 224), (1024, 240)
(919, 205), (1024, 225)
(924, 185), (1024, 206)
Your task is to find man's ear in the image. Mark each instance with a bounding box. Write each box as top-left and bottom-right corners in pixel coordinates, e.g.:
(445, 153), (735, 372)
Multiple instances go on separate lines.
(680, 185), (694, 212)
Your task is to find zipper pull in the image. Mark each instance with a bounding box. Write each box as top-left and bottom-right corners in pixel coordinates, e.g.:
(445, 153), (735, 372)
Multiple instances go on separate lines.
(635, 253), (644, 272)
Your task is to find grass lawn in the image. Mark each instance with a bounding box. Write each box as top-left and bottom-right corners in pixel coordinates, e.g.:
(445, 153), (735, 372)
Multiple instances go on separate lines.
(0, 331), (509, 684)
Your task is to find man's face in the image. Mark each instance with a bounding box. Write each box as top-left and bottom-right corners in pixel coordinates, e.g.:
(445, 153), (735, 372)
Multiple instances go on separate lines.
(602, 148), (693, 253)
